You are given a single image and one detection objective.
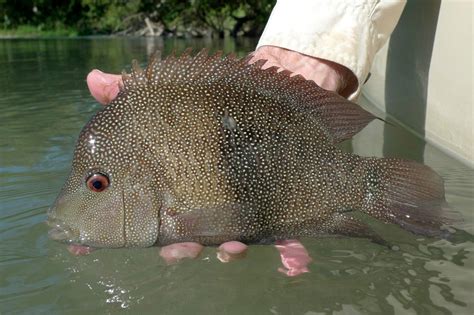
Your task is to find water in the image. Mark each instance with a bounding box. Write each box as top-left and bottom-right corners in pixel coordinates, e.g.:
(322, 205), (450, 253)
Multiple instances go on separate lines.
(0, 37), (473, 315)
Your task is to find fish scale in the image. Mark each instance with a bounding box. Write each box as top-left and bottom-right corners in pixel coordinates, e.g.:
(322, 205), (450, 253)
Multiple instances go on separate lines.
(48, 49), (453, 249)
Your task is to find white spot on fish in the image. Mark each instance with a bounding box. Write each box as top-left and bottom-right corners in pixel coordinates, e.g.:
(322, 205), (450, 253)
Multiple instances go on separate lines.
(87, 135), (97, 154)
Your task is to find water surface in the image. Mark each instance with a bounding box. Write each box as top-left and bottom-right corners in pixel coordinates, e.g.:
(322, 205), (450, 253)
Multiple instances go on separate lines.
(1, 37), (473, 315)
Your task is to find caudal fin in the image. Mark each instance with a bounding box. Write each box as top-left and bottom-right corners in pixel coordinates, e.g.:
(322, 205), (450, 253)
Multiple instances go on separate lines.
(360, 158), (455, 237)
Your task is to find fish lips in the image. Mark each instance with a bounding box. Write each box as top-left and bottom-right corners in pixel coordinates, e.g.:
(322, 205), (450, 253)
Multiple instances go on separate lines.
(46, 217), (79, 244)
(47, 193), (80, 244)
(46, 218), (96, 255)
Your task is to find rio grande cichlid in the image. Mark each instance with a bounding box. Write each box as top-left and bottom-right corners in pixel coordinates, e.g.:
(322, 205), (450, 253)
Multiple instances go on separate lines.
(48, 49), (452, 249)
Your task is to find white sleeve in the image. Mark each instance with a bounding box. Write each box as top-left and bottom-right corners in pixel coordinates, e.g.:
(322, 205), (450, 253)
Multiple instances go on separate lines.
(257, 0), (406, 100)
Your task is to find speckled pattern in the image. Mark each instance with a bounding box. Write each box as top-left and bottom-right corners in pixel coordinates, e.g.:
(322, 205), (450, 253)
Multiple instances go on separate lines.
(48, 50), (450, 248)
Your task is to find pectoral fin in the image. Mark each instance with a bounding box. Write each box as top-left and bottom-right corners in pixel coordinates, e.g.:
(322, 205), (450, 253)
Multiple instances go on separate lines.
(159, 202), (248, 245)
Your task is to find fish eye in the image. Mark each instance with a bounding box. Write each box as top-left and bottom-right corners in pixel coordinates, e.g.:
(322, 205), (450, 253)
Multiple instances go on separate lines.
(86, 173), (110, 192)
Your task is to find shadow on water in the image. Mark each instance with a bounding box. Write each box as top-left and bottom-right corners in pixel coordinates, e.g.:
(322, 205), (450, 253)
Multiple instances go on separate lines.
(384, 0), (441, 162)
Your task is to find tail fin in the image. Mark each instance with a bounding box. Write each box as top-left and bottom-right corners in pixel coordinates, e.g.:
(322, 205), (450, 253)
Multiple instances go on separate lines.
(360, 158), (455, 237)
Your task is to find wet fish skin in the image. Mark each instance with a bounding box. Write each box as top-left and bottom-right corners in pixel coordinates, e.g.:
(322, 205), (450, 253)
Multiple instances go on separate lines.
(48, 50), (450, 248)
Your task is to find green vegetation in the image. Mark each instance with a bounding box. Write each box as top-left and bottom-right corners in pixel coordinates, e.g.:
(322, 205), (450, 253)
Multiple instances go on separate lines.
(0, 0), (275, 38)
(0, 24), (79, 37)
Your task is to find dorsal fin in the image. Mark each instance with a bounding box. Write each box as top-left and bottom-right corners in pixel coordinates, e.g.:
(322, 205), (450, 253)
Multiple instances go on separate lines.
(121, 49), (376, 143)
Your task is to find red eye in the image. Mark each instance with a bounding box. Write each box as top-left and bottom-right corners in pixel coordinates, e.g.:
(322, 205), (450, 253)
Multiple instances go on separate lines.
(86, 173), (110, 192)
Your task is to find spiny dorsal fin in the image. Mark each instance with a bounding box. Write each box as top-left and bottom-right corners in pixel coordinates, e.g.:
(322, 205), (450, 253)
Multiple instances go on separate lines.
(122, 49), (375, 143)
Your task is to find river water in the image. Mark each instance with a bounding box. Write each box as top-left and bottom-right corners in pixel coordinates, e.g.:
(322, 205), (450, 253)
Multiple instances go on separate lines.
(0, 37), (473, 314)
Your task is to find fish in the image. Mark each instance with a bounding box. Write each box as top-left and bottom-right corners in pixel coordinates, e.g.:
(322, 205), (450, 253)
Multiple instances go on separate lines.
(48, 49), (453, 249)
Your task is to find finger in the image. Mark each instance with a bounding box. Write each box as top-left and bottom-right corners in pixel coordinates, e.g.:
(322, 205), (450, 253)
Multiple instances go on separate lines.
(67, 244), (94, 256)
(86, 69), (123, 105)
(159, 242), (204, 264)
(216, 241), (248, 263)
(274, 239), (312, 277)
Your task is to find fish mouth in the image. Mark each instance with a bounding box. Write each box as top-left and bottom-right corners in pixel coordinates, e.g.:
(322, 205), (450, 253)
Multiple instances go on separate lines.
(46, 217), (80, 244)
(46, 218), (96, 255)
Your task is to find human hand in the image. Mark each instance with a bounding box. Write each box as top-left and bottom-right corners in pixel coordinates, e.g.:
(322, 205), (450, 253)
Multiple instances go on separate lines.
(85, 58), (313, 276)
(249, 45), (358, 98)
(86, 47), (357, 105)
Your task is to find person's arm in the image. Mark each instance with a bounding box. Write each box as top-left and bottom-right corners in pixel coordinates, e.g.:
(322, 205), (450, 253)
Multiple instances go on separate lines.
(252, 0), (406, 100)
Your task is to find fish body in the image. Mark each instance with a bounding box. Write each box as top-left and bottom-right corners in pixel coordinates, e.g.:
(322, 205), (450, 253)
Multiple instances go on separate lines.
(48, 50), (450, 248)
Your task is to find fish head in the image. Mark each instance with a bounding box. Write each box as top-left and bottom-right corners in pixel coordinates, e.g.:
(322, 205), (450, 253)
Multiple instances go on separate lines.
(48, 104), (161, 248)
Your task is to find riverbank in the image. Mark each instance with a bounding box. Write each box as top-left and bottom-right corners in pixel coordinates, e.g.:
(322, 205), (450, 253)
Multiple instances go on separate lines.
(0, 22), (247, 39)
(1, 1), (274, 40)
(0, 25), (79, 38)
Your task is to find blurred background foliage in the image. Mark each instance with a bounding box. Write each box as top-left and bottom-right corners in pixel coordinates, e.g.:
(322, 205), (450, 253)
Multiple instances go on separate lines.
(0, 0), (276, 37)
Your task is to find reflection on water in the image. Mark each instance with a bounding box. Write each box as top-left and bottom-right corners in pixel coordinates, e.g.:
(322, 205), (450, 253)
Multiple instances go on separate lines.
(0, 37), (473, 315)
